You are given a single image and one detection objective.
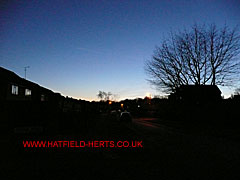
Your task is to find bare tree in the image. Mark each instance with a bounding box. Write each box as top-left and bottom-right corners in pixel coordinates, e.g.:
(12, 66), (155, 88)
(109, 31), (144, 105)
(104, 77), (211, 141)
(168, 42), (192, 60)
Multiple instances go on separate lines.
(97, 91), (114, 101)
(97, 91), (105, 101)
(234, 88), (240, 95)
(145, 24), (240, 93)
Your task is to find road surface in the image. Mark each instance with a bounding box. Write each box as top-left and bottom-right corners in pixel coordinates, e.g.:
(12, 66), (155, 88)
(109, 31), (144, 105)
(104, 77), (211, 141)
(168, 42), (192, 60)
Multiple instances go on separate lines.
(1, 115), (240, 179)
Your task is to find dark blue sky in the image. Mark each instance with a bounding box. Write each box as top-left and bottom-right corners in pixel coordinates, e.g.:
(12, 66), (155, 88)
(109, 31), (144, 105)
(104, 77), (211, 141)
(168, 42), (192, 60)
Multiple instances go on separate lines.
(1, 0), (239, 100)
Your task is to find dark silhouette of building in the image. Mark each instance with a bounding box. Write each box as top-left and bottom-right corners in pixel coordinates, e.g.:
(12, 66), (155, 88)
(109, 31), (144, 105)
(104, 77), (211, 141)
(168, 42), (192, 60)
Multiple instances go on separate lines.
(0, 66), (100, 135)
(0, 66), (57, 102)
(169, 85), (222, 104)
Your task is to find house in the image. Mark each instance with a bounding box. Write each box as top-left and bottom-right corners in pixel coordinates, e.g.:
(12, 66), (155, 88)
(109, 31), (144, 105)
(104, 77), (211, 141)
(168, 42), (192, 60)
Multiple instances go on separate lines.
(169, 85), (222, 104)
(0, 66), (55, 102)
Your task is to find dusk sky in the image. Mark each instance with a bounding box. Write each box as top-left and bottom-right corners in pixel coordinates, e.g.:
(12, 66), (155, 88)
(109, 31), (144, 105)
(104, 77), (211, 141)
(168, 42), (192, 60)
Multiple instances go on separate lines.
(1, 0), (239, 101)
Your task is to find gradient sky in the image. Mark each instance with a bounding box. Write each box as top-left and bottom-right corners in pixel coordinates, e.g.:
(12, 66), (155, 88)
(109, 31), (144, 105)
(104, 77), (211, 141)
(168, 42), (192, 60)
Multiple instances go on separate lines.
(0, 0), (239, 101)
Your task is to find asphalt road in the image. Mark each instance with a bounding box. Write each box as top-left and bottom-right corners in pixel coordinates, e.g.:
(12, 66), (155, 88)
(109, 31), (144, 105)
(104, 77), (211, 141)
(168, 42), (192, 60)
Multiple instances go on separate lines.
(1, 115), (240, 179)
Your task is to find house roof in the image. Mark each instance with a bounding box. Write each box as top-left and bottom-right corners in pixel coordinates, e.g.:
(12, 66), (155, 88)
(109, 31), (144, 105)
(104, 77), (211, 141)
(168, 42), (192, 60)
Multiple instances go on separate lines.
(177, 85), (221, 94)
(0, 66), (53, 93)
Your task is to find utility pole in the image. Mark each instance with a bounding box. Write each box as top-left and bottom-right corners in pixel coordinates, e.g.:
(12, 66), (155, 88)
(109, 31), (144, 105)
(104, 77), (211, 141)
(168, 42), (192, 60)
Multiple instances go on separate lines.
(24, 66), (30, 79)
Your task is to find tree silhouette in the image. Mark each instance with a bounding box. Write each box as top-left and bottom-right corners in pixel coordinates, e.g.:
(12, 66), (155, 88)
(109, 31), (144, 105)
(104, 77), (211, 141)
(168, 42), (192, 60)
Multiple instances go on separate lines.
(97, 91), (104, 100)
(97, 91), (114, 101)
(234, 88), (240, 95)
(145, 24), (240, 93)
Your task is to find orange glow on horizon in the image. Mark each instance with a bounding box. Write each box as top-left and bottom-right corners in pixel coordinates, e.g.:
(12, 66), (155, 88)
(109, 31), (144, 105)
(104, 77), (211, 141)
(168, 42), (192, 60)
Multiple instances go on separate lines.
(146, 92), (152, 99)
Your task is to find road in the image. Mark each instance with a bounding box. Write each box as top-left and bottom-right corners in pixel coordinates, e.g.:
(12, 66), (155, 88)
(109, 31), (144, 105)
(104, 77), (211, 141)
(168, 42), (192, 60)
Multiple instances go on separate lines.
(88, 115), (240, 179)
(126, 117), (240, 179)
(1, 115), (240, 179)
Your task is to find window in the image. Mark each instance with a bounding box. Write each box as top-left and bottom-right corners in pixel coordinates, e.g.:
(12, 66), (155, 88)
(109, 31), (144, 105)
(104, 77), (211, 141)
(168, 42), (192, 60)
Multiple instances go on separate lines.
(25, 89), (31, 96)
(11, 85), (18, 95)
(41, 94), (45, 101)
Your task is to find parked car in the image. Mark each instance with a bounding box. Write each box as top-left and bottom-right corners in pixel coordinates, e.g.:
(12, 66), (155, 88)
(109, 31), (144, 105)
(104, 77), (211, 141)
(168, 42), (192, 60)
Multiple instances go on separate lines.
(119, 112), (132, 122)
